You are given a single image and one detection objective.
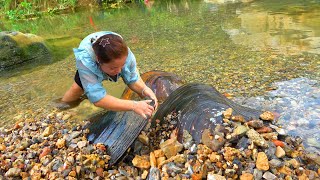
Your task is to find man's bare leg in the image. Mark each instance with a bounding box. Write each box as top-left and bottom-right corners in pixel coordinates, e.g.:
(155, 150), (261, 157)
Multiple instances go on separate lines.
(53, 82), (85, 110)
(62, 82), (84, 102)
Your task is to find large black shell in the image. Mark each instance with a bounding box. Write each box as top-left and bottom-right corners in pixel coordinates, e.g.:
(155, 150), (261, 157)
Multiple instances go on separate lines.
(86, 71), (183, 165)
(152, 83), (262, 143)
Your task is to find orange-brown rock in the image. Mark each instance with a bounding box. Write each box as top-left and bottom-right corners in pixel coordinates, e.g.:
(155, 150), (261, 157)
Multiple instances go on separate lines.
(138, 133), (149, 145)
(240, 173), (254, 180)
(298, 173), (308, 180)
(20, 172), (29, 178)
(191, 173), (203, 180)
(0, 144), (6, 151)
(223, 108), (233, 119)
(277, 166), (292, 176)
(256, 152), (269, 171)
(193, 160), (202, 173)
(55, 138), (66, 149)
(209, 152), (220, 163)
(157, 157), (166, 168)
(216, 161), (223, 168)
(68, 171), (76, 177)
(141, 170), (148, 179)
(96, 143), (107, 151)
(256, 126), (273, 133)
(150, 152), (157, 167)
(223, 147), (240, 162)
(197, 144), (213, 156)
(96, 167), (104, 177)
(261, 132), (278, 140)
(39, 147), (51, 159)
(132, 155), (150, 169)
(275, 146), (286, 158)
(260, 111), (274, 121)
(159, 138), (183, 158)
(42, 126), (53, 137)
(154, 149), (165, 158)
(231, 115), (245, 123)
(272, 140), (285, 147)
(287, 159), (300, 169)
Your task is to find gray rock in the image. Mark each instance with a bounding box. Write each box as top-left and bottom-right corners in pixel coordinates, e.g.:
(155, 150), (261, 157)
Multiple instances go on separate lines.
(52, 159), (63, 171)
(253, 169), (262, 180)
(306, 153), (320, 166)
(5, 167), (21, 177)
(262, 171), (277, 180)
(202, 129), (226, 151)
(236, 137), (250, 150)
(265, 142), (277, 159)
(66, 131), (82, 142)
(163, 162), (182, 174)
(244, 162), (256, 174)
(0, 31), (51, 71)
(190, 144), (197, 154)
(148, 167), (161, 180)
(269, 159), (284, 168)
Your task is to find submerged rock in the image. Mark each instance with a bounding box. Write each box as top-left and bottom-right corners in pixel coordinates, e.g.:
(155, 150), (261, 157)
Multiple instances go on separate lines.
(0, 31), (51, 71)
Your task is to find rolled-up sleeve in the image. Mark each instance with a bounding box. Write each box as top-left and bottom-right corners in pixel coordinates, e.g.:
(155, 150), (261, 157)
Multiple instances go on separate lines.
(74, 49), (106, 103)
(121, 49), (140, 84)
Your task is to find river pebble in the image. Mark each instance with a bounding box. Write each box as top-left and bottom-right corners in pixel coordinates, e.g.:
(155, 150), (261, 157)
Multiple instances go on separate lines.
(0, 107), (320, 179)
(235, 77), (320, 153)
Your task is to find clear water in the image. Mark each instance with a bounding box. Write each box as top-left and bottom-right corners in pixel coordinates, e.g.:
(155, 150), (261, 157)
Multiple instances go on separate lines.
(0, 0), (319, 147)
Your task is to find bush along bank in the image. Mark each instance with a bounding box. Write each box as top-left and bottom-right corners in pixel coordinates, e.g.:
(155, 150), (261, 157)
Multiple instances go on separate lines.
(0, 108), (320, 179)
(0, 0), (135, 20)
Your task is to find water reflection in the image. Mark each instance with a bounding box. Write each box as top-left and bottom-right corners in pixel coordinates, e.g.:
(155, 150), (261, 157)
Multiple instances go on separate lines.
(0, 0), (319, 147)
(221, 2), (320, 54)
(235, 77), (320, 153)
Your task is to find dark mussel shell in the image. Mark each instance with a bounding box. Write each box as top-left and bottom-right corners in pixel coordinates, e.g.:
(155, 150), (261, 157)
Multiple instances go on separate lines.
(86, 71), (183, 165)
(121, 70), (184, 103)
(152, 83), (262, 143)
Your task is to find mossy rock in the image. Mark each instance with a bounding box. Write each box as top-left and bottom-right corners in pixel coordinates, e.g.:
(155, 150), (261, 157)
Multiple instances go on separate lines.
(0, 31), (52, 71)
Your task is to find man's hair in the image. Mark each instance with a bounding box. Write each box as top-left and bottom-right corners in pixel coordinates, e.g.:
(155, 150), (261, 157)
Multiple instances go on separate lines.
(92, 34), (128, 63)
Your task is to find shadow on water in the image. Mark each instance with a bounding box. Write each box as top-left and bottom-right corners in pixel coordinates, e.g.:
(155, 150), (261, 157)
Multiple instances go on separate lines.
(0, 0), (319, 147)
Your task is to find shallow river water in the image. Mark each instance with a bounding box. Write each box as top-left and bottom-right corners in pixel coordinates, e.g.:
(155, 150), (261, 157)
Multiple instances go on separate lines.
(0, 0), (319, 150)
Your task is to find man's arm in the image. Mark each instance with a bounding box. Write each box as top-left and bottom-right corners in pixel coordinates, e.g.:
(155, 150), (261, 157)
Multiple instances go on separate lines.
(128, 77), (158, 108)
(94, 94), (154, 119)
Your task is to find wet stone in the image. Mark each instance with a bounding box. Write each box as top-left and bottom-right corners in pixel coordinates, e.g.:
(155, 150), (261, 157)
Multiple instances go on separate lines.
(256, 152), (269, 171)
(159, 138), (183, 158)
(236, 137), (250, 150)
(148, 167), (160, 180)
(240, 173), (254, 180)
(202, 129), (226, 152)
(207, 172), (226, 180)
(275, 146), (286, 158)
(265, 142), (277, 159)
(269, 159), (284, 168)
(260, 111), (274, 121)
(246, 129), (268, 148)
(253, 169), (262, 180)
(247, 120), (264, 129)
(5, 167), (21, 177)
(262, 171), (277, 180)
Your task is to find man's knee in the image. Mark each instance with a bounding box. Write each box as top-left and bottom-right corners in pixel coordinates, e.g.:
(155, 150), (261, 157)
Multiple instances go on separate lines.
(71, 82), (84, 94)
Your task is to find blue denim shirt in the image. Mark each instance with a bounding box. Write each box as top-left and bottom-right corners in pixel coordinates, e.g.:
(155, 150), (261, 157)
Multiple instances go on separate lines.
(73, 31), (139, 103)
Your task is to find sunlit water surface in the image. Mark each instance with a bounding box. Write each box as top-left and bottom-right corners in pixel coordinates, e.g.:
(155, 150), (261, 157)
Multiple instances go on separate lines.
(0, 0), (319, 150)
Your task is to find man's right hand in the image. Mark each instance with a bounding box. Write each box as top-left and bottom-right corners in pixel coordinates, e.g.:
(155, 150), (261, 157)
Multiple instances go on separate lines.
(132, 100), (154, 119)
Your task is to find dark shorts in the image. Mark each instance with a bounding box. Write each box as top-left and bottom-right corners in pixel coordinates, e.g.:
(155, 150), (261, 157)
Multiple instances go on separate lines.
(74, 70), (84, 89)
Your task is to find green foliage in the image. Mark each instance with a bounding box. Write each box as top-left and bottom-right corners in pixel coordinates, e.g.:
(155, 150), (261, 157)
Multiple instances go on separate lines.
(0, 0), (80, 20)
(0, 0), (136, 20)
(3, 0), (37, 20)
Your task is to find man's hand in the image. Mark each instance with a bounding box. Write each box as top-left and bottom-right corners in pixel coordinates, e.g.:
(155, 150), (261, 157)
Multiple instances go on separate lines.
(142, 87), (158, 110)
(132, 100), (155, 119)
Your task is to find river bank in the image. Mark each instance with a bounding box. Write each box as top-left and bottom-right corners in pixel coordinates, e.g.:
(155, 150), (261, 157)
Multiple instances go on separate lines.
(1, 107), (319, 179)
